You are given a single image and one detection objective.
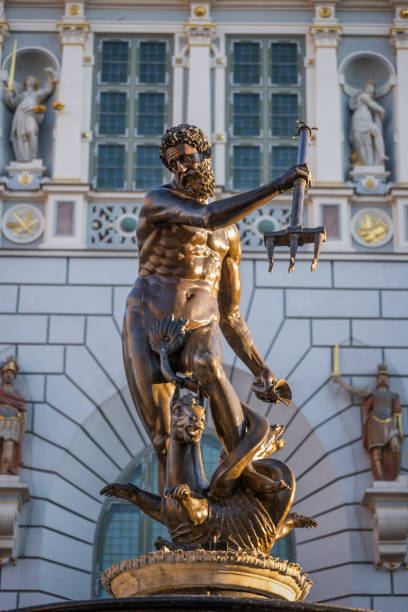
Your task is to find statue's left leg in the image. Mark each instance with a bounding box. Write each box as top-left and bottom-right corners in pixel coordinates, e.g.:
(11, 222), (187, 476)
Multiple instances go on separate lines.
(369, 125), (387, 162)
(389, 436), (400, 480)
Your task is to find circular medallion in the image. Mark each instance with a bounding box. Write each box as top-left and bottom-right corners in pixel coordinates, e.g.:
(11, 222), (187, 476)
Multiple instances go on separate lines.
(116, 213), (138, 237)
(351, 208), (393, 248)
(194, 6), (207, 17)
(319, 7), (332, 18)
(2, 204), (44, 244)
(67, 4), (81, 16)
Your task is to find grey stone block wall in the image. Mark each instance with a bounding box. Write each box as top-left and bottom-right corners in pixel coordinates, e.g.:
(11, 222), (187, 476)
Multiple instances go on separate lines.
(0, 253), (407, 610)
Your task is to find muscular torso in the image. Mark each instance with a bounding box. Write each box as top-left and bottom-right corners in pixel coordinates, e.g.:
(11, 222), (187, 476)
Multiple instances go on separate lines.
(130, 188), (238, 327)
(139, 222), (229, 287)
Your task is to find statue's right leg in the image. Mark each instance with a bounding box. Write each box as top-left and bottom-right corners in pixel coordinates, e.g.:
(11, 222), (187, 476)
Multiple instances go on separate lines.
(370, 447), (384, 480)
(122, 304), (174, 495)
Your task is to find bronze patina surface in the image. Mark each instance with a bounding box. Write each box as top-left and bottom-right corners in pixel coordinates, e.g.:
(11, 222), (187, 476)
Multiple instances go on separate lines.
(100, 124), (318, 600)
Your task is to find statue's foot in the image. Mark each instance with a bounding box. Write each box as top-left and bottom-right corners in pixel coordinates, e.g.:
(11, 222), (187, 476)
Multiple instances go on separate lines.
(242, 467), (290, 495)
(288, 512), (318, 529)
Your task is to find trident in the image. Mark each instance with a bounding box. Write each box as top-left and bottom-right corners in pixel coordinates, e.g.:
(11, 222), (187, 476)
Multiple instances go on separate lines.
(264, 121), (326, 273)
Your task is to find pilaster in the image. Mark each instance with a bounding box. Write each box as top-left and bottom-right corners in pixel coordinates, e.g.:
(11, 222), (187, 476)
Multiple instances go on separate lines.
(53, 1), (90, 182)
(0, 4), (9, 60)
(213, 35), (226, 188)
(310, 3), (343, 184)
(0, 475), (30, 566)
(390, 7), (408, 184)
(172, 35), (185, 126)
(184, 2), (215, 138)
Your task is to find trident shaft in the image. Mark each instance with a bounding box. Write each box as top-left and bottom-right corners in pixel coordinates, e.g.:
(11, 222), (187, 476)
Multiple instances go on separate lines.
(264, 121), (326, 273)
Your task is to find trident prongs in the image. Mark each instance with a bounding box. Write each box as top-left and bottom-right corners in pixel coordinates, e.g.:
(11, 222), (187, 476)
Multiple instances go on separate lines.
(288, 234), (299, 273)
(266, 236), (276, 272)
(263, 120), (325, 273)
(311, 229), (326, 272)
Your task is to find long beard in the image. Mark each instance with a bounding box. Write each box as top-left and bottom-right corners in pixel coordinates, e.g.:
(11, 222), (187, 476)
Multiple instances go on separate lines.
(179, 160), (215, 202)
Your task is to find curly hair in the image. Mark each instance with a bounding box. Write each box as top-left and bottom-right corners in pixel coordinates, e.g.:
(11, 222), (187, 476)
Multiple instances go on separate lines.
(160, 124), (212, 169)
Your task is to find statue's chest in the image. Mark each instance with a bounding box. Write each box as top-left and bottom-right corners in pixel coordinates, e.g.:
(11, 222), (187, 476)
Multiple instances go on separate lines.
(166, 225), (229, 258)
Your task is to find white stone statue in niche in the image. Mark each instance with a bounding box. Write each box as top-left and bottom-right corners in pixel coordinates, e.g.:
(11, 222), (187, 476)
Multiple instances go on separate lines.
(4, 68), (57, 163)
(349, 80), (388, 167)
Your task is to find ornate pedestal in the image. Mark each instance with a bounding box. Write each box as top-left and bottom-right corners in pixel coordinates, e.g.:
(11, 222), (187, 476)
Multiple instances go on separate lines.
(350, 164), (390, 195)
(101, 551), (312, 601)
(2, 159), (48, 190)
(362, 475), (408, 570)
(0, 474), (30, 566)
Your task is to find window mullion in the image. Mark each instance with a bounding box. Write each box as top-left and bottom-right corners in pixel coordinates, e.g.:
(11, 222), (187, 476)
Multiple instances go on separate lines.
(127, 40), (137, 191)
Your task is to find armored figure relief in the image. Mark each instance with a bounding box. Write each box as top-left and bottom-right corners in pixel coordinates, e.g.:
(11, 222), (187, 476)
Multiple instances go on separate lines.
(3, 69), (57, 162)
(0, 357), (26, 475)
(120, 124), (310, 494)
(333, 364), (403, 481)
(349, 80), (387, 166)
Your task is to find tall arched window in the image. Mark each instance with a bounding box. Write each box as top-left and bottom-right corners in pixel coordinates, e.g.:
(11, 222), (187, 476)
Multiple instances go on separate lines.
(93, 434), (296, 598)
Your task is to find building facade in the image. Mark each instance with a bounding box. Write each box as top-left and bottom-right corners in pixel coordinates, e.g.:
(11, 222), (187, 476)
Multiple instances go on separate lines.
(0, 0), (407, 609)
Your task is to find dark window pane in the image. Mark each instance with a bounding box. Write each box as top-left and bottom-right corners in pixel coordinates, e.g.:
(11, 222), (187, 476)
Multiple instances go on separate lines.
(271, 42), (298, 85)
(233, 146), (260, 190)
(99, 92), (127, 135)
(101, 40), (129, 83)
(55, 201), (74, 235)
(138, 92), (165, 136)
(322, 204), (340, 239)
(233, 42), (260, 84)
(97, 144), (125, 189)
(271, 93), (298, 137)
(139, 42), (166, 84)
(135, 145), (162, 189)
(271, 146), (297, 178)
(233, 93), (260, 136)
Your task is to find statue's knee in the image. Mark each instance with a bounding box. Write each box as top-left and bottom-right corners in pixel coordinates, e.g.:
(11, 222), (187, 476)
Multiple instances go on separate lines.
(194, 351), (223, 382)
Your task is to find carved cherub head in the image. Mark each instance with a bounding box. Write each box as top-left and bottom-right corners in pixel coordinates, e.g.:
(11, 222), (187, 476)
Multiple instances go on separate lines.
(170, 392), (206, 444)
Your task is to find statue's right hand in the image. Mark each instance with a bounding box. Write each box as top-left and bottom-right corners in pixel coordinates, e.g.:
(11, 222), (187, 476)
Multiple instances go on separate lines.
(272, 163), (311, 193)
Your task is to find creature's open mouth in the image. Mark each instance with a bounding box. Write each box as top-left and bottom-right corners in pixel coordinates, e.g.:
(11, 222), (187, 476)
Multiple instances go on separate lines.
(186, 427), (202, 441)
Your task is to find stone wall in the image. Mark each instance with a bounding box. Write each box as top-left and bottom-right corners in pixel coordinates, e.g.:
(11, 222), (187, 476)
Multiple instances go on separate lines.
(0, 252), (407, 610)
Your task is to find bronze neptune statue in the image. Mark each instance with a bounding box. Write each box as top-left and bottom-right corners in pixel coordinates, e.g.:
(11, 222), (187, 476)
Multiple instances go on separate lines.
(101, 124), (318, 560)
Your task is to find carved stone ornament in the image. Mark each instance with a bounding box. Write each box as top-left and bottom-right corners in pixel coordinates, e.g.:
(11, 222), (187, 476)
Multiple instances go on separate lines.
(310, 26), (342, 48)
(0, 475), (30, 566)
(362, 476), (408, 571)
(2, 159), (48, 191)
(351, 208), (393, 248)
(101, 549), (312, 600)
(1, 203), (44, 244)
